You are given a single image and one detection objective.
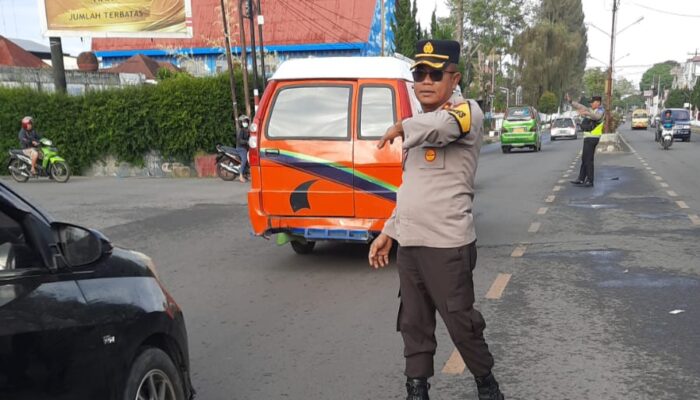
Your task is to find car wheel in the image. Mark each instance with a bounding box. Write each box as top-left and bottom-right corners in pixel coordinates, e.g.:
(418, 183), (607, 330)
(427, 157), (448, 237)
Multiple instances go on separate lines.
(501, 146), (510, 154)
(291, 240), (316, 254)
(123, 347), (185, 400)
(551, 137), (556, 141)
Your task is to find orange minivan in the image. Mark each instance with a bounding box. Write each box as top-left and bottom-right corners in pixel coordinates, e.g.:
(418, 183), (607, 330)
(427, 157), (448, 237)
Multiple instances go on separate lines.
(247, 57), (419, 254)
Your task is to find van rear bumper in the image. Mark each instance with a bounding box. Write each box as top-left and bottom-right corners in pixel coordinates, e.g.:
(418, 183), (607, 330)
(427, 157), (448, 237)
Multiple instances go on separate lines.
(249, 214), (387, 243)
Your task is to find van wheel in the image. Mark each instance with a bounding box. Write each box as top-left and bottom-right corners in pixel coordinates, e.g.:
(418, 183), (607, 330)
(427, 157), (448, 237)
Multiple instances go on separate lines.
(123, 347), (185, 400)
(291, 240), (316, 254)
(501, 147), (510, 154)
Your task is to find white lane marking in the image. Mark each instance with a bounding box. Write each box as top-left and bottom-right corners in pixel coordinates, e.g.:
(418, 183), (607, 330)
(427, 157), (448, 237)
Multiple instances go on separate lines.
(545, 195), (556, 203)
(537, 207), (549, 215)
(442, 349), (466, 375)
(655, 176), (663, 181)
(689, 215), (700, 225)
(511, 245), (527, 258)
(660, 182), (669, 188)
(558, 179), (566, 184)
(645, 167), (652, 170)
(650, 171), (657, 175)
(676, 201), (689, 209)
(485, 273), (512, 299)
(563, 173), (570, 178)
(667, 190), (678, 197)
(553, 186), (562, 192)
(528, 222), (541, 233)
(566, 169), (573, 173)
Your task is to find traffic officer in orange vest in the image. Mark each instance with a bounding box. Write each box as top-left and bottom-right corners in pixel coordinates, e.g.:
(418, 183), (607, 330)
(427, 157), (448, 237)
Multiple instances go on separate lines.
(369, 39), (504, 400)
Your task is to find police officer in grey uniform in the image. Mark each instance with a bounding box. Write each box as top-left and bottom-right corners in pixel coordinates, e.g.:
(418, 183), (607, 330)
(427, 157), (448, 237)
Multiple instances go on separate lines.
(369, 40), (504, 400)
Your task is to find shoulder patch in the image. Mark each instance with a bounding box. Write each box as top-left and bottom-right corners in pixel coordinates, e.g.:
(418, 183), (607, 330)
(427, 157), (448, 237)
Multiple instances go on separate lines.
(447, 103), (471, 135)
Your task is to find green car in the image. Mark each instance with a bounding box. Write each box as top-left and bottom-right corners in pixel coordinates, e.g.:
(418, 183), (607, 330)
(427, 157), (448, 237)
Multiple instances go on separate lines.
(500, 106), (542, 153)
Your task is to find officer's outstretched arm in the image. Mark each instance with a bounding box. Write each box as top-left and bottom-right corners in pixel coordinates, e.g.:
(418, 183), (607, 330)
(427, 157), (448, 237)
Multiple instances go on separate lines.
(402, 103), (471, 148)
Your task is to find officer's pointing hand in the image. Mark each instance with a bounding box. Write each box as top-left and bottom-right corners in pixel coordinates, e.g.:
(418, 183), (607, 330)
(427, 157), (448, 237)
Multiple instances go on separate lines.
(369, 233), (393, 269)
(377, 122), (404, 149)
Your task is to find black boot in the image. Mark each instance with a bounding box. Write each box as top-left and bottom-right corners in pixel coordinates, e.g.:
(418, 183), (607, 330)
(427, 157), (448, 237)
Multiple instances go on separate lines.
(405, 377), (430, 400)
(475, 372), (504, 400)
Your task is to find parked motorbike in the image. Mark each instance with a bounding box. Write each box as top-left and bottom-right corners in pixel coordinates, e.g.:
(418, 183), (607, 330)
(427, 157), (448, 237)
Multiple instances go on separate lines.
(215, 144), (249, 181)
(660, 125), (674, 150)
(8, 138), (71, 183)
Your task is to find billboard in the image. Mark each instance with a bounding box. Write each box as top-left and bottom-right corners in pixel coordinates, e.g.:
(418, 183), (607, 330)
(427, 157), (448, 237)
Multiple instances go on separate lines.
(38, 0), (193, 38)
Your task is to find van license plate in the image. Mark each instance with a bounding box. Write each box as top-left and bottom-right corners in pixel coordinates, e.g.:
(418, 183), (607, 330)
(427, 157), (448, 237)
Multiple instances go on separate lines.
(513, 127), (526, 133)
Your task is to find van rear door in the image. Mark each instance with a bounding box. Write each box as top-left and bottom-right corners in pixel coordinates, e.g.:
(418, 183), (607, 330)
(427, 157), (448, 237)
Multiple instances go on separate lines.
(258, 81), (355, 217)
(352, 80), (403, 218)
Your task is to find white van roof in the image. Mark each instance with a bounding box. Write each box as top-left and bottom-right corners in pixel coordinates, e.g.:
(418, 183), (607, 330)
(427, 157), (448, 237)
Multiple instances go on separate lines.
(271, 57), (414, 81)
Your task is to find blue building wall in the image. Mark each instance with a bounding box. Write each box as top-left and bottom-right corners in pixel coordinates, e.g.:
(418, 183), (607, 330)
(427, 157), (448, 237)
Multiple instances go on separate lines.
(95, 0), (396, 75)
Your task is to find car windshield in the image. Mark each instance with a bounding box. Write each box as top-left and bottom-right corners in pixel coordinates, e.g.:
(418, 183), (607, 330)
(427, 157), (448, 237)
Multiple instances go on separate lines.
(506, 107), (532, 121)
(664, 110), (690, 120)
(632, 111), (647, 118)
(552, 119), (574, 128)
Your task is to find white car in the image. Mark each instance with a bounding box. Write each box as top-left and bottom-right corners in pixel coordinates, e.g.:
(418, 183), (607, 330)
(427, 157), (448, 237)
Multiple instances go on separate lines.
(550, 117), (579, 140)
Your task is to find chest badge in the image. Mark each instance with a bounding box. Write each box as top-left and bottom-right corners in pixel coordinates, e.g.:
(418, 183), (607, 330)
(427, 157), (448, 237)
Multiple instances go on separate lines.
(424, 149), (436, 162)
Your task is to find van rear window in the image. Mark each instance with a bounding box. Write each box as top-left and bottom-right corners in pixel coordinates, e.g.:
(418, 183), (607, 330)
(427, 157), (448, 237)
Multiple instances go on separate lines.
(267, 85), (351, 139)
(506, 107), (532, 121)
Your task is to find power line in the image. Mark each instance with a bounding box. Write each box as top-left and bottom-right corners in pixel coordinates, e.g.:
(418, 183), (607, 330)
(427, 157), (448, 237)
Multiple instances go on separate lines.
(629, 2), (700, 18)
(278, 0), (367, 43)
(289, 0), (368, 42)
(296, 0), (370, 31)
(276, 0), (363, 44)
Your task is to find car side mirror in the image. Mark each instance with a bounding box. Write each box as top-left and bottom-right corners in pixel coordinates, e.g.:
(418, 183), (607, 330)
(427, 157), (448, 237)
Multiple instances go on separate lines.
(52, 223), (112, 267)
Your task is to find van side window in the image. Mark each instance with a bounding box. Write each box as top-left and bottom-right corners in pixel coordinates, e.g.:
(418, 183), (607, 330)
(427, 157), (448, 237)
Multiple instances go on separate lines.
(359, 86), (396, 138)
(0, 210), (38, 271)
(267, 85), (352, 139)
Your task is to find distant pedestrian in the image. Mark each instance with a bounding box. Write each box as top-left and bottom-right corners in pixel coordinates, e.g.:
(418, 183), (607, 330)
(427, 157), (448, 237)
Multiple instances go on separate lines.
(568, 94), (604, 187)
(236, 115), (250, 183)
(369, 39), (504, 400)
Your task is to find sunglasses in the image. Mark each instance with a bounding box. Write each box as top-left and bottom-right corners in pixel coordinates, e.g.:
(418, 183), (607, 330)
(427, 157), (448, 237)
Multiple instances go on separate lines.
(412, 69), (457, 82)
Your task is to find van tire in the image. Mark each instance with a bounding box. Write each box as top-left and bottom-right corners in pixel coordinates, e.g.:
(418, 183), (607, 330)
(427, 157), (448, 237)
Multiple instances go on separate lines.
(291, 241), (316, 254)
(501, 147), (510, 154)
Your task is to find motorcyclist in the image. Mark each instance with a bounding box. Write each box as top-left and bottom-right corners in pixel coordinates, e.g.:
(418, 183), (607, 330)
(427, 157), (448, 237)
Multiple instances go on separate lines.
(236, 115), (250, 183)
(657, 110), (673, 142)
(18, 117), (41, 175)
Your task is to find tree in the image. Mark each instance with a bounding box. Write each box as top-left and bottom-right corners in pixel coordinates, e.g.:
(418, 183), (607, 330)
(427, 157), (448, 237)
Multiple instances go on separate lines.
(393, 0), (419, 58)
(691, 79), (700, 110)
(512, 0), (587, 106)
(429, 8), (455, 40)
(582, 68), (606, 100)
(538, 91), (558, 113)
(639, 61), (679, 93)
(664, 88), (691, 108)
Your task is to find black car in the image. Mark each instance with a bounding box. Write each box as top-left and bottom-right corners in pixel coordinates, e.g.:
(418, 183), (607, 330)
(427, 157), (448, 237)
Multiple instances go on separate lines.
(655, 108), (692, 142)
(0, 183), (194, 399)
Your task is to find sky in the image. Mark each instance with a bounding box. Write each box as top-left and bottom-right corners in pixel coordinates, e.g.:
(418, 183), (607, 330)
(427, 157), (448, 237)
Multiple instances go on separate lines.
(1, 0), (698, 85)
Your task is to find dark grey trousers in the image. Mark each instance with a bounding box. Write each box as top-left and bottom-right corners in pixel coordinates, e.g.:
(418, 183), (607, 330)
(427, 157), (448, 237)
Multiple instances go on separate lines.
(578, 136), (600, 183)
(397, 242), (494, 378)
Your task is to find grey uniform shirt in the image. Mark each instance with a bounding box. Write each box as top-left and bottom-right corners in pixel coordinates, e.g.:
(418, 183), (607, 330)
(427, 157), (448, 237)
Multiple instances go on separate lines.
(382, 94), (483, 248)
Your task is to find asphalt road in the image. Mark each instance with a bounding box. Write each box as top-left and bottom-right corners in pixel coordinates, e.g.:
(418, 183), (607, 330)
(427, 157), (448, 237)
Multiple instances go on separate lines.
(4, 127), (699, 400)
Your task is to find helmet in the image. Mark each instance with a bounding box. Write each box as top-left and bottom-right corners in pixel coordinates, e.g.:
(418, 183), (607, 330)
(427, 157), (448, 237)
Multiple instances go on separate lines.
(21, 116), (33, 130)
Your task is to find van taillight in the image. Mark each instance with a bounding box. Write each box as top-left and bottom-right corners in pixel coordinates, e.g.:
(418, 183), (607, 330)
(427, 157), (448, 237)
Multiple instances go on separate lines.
(398, 82), (413, 119)
(248, 133), (260, 166)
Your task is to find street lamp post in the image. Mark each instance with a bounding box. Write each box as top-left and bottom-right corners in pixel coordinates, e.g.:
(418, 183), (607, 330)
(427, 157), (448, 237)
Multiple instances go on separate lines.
(499, 87), (510, 110)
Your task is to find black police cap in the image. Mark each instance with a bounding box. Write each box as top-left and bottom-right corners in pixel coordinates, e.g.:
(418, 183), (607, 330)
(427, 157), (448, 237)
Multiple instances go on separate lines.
(412, 39), (461, 70)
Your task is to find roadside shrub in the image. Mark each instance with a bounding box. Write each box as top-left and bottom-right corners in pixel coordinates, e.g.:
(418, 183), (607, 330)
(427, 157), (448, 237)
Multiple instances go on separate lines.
(0, 71), (245, 173)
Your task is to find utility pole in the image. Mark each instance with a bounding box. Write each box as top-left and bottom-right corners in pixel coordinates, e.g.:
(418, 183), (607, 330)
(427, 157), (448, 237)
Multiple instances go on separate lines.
(256, 0), (267, 90)
(246, 0), (260, 94)
(219, 0), (240, 128)
(605, 0), (618, 133)
(49, 37), (66, 93)
(380, 0), (385, 56)
(237, 0), (252, 116)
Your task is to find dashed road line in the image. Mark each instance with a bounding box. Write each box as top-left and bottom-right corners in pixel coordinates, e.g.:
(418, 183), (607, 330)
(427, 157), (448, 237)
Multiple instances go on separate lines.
(562, 173), (570, 178)
(676, 201), (689, 209)
(558, 179), (566, 184)
(511, 245), (527, 258)
(667, 190), (678, 197)
(660, 182), (669, 188)
(442, 349), (466, 375)
(553, 185), (562, 192)
(537, 207), (549, 215)
(655, 176), (663, 181)
(528, 222), (541, 233)
(650, 171), (657, 175)
(545, 195), (556, 203)
(689, 215), (700, 225)
(485, 273), (512, 299)
(645, 167), (652, 170)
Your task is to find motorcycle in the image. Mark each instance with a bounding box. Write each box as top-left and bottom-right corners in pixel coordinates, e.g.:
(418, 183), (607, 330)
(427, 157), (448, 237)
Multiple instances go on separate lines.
(8, 138), (71, 183)
(660, 124), (674, 150)
(215, 144), (249, 181)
